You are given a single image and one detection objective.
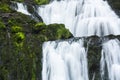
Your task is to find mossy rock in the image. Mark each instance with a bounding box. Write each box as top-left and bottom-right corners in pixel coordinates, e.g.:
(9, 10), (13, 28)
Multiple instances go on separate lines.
(33, 22), (73, 41)
(11, 0), (24, 2)
(33, 22), (47, 33)
(47, 24), (72, 40)
(0, 3), (11, 13)
(11, 26), (23, 33)
(13, 32), (25, 43)
(8, 12), (36, 26)
(34, 0), (49, 5)
(12, 32), (25, 48)
(0, 20), (6, 30)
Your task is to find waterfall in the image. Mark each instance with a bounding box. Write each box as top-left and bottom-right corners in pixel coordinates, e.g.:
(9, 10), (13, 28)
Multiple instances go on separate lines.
(101, 39), (120, 80)
(37, 0), (120, 37)
(14, 2), (31, 15)
(11, 0), (120, 80)
(42, 39), (89, 80)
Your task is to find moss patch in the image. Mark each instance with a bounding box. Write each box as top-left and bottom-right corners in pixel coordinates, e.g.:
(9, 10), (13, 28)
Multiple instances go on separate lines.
(11, 0), (24, 2)
(0, 3), (11, 13)
(11, 26), (23, 33)
(33, 22), (72, 41)
(0, 19), (6, 30)
(34, 0), (49, 5)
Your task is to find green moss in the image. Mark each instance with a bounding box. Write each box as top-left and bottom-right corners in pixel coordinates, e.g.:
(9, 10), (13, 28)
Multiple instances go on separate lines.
(33, 22), (72, 41)
(34, 0), (49, 5)
(0, 20), (6, 30)
(8, 18), (21, 26)
(35, 22), (46, 27)
(0, 66), (9, 80)
(11, 0), (24, 2)
(14, 32), (25, 43)
(47, 24), (72, 40)
(11, 26), (22, 33)
(0, 3), (11, 13)
(33, 23), (72, 40)
(57, 25), (72, 39)
(12, 32), (25, 47)
(33, 22), (46, 33)
(7, 12), (37, 34)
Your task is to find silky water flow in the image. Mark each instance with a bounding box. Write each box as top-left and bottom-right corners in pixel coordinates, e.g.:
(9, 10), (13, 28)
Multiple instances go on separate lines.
(13, 0), (120, 80)
(42, 39), (88, 80)
(37, 0), (120, 37)
(101, 39), (120, 80)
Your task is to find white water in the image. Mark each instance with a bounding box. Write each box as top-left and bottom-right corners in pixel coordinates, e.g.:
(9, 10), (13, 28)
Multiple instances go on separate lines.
(37, 0), (120, 37)
(12, 0), (120, 80)
(42, 39), (89, 80)
(101, 39), (120, 80)
(15, 2), (31, 15)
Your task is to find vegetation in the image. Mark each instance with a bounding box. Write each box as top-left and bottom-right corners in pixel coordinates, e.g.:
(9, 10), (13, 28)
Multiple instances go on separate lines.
(11, 26), (23, 33)
(0, 3), (11, 13)
(0, 20), (6, 30)
(11, 0), (24, 2)
(34, 0), (49, 5)
(33, 23), (72, 40)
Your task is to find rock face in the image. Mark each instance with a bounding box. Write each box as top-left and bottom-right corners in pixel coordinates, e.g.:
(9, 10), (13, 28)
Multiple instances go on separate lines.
(107, 0), (120, 16)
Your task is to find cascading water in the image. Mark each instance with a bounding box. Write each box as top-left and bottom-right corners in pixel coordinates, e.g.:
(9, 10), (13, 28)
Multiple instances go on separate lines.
(42, 39), (89, 80)
(14, 2), (31, 15)
(12, 0), (120, 80)
(13, 0), (120, 37)
(37, 0), (120, 37)
(101, 39), (120, 80)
